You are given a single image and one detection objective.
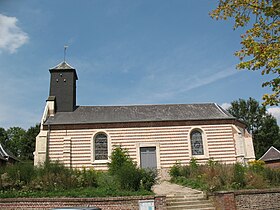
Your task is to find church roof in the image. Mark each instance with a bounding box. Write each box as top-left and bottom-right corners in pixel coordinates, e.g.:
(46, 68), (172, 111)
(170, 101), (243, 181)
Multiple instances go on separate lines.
(44, 103), (235, 125)
(50, 61), (75, 70)
(259, 146), (280, 162)
(49, 61), (78, 80)
(0, 143), (18, 161)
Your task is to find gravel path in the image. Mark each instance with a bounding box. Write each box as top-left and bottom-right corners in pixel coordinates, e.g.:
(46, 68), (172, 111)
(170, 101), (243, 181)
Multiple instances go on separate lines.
(152, 181), (203, 196)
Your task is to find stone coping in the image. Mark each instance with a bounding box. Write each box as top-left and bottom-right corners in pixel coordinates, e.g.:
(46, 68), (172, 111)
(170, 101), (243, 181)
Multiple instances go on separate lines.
(0, 195), (163, 202)
(210, 188), (280, 196)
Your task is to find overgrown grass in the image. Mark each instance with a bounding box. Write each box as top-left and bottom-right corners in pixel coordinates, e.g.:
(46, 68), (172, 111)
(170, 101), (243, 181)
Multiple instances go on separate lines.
(0, 147), (157, 198)
(170, 159), (280, 192)
(0, 187), (153, 198)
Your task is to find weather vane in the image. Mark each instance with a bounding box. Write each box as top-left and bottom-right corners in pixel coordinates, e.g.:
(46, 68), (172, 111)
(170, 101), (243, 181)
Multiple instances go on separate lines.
(64, 45), (68, 62)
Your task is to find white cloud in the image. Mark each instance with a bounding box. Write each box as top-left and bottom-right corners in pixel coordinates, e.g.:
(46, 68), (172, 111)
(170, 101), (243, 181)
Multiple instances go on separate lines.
(221, 103), (231, 110)
(267, 107), (280, 125)
(0, 14), (29, 53)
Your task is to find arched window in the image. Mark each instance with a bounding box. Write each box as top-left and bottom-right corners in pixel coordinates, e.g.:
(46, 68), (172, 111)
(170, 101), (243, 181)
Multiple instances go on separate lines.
(94, 133), (108, 160)
(191, 130), (204, 155)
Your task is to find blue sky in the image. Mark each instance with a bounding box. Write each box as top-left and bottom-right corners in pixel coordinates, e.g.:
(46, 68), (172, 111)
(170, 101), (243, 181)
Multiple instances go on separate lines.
(0, 0), (279, 129)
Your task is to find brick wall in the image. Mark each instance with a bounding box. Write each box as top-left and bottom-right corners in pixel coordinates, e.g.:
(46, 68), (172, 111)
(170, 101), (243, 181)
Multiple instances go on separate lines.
(211, 188), (280, 210)
(266, 161), (280, 169)
(0, 195), (167, 210)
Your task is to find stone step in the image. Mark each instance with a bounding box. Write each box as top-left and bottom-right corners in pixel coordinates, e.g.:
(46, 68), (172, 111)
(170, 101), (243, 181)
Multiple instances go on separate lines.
(167, 207), (215, 210)
(166, 193), (215, 210)
(167, 192), (205, 197)
(166, 194), (206, 200)
(167, 199), (212, 206)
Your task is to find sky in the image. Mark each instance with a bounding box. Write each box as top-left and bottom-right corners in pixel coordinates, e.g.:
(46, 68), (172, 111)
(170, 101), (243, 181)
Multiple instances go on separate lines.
(0, 0), (279, 129)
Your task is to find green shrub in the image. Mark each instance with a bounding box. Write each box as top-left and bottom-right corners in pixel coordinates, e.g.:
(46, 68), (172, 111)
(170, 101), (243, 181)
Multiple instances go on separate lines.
(76, 168), (98, 188)
(263, 167), (280, 186)
(108, 146), (157, 191)
(169, 162), (181, 178)
(245, 171), (269, 189)
(116, 161), (142, 191)
(108, 146), (131, 175)
(141, 169), (157, 191)
(108, 146), (142, 191)
(4, 162), (35, 189)
(35, 161), (74, 190)
(248, 160), (265, 173)
(96, 172), (119, 192)
(232, 163), (246, 189)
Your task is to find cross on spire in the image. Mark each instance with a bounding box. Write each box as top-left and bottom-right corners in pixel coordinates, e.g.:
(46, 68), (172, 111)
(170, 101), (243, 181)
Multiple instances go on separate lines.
(64, 45), (68, 62)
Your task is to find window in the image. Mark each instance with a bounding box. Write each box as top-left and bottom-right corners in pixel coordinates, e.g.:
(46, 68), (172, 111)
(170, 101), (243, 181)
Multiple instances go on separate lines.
(191, 130), (204, 155)
(94, 133), (108, 160)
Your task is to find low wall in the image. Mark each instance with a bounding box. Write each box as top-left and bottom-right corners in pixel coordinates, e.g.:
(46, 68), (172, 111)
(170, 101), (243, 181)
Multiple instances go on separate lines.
(210, 188), (280, 210)
(0, 195), (166, 210)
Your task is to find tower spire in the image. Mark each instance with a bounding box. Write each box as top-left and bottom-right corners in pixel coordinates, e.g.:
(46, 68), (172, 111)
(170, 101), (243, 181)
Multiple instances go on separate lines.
(64, 45), (68, 62)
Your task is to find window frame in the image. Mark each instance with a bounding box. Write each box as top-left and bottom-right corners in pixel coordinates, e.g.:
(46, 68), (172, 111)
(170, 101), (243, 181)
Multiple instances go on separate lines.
(91, 131), (110, 164)
(188, 127), (209, 159)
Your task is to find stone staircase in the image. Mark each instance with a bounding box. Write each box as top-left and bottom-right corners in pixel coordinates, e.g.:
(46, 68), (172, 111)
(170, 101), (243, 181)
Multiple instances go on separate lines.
(153, 181), (216, 210)
(166, 192), (215, 210)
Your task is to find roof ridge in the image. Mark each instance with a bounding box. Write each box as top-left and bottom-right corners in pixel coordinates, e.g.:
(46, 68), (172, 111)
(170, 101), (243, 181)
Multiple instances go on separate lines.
(50, 61), (75, 70)
(79, 103), (217, 108)
(259, 146), (280, 161)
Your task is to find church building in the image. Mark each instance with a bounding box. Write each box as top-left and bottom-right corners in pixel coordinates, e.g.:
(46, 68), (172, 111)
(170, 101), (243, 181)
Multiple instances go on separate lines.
(34, 61), (255, 177)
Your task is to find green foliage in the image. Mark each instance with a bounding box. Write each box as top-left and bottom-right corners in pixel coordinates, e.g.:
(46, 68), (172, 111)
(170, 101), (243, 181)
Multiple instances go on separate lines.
(1, 162), (35, 190)
(227, 98), (280, 158)
(108, 146), (131, 175)
(108, 146), (157, 191)
(248, 160), (266, 173)
(0, 128), (7, 145)
(0, 161), (154, 198)
(169, 160), (280, 192)
(21, 124), (40, 160)
(233, 163), (246, 189)
(210, 0), (280, 106)
(76, 168), (98, 188)
(227, 98), (266, 133)
(169, 162), (182, 178)
(6, 127), (26, 157)
(141, 169), (157, 191)
(0, 124), (40, 161)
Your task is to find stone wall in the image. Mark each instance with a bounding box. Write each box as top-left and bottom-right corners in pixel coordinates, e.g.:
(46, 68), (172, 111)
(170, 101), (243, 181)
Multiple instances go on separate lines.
(210, 188), (280, 210)
(0, 195), (166, 210)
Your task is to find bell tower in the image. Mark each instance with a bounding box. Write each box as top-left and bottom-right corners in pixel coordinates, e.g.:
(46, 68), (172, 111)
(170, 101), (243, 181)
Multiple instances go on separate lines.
(49, 61), (78, 112)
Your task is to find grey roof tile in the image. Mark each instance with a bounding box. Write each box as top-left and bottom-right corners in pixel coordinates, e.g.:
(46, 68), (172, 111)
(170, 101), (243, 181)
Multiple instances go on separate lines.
(259, 146), (280, 162)
(44, 103), (234, 125)
(50, 61), (74, 70)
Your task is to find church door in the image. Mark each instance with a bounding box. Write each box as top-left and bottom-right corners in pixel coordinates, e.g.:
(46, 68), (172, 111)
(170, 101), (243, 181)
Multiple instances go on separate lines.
(140, 147), (157, 169)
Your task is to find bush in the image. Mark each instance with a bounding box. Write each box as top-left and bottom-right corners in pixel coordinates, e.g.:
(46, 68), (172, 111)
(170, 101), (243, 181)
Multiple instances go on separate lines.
(232, 163), (246, 189)
(76, 168), (98, 188)
(169, 162), (181, 178)
(108, 146), (157, 191)
(108, 146), (131, 175)
(169, 159), (280, 192)
(1, 162), (35, 189)
(141, 169), (157, 191)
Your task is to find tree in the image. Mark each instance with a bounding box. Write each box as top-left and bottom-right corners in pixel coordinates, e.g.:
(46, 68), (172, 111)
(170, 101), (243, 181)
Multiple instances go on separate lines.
(211, 0), (280, 106)
(227, 98), (280, 158)
(6, 127), (26, 157)
(21, 124), (40, 160)
(0, 127), (7, 145)
(228, 97), (266, 133)
(254, 114), (280, 158)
